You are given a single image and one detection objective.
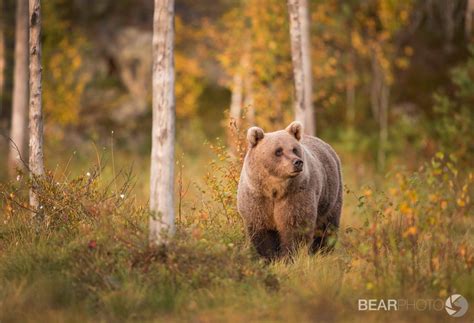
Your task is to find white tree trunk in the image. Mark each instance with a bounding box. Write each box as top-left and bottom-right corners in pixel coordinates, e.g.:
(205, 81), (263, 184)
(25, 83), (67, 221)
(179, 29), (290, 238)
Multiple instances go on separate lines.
(287, 0), (315, 136)
(299, 0), (315, 135)
(229, 71), (243, 125)
(228, 65), (243, 156)
(243, 45), (255, 125)
(244, 73), (255, 125)
(28, 0), (44, 212)
(9, 0), (29, 176)
(150, 0), (176, 245)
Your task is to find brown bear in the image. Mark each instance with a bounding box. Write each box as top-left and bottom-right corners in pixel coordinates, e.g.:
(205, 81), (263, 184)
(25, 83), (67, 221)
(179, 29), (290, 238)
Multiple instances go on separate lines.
(237, 121), (343, 259)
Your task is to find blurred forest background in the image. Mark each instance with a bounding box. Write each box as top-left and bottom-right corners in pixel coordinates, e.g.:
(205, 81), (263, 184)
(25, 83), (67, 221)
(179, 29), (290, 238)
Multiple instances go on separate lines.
(0, 0), (472, 184)
(0, 0), (473, 321)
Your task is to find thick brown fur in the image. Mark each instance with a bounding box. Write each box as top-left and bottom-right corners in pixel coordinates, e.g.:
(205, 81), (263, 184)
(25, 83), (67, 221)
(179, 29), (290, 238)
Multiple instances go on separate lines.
(237, 121), (343, 259)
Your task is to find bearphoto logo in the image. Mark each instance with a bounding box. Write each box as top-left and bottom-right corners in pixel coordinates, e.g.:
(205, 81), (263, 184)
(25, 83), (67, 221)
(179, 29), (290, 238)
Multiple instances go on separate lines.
(358, 295), (470, 317)
(445, 294), (469, 318)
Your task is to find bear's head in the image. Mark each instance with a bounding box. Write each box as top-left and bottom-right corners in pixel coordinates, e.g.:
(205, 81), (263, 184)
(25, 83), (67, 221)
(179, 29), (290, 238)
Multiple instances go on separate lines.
(246, 121), (305, 179)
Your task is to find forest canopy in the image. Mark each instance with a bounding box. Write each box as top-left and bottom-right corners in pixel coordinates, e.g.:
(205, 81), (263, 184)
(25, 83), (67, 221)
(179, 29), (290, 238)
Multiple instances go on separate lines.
(1, 0), (472, 170)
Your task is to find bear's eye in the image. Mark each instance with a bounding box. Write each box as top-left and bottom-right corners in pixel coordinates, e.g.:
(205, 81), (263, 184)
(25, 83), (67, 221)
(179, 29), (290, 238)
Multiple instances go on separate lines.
(275, 148), (283, 157)
(292, 148), (298, 155)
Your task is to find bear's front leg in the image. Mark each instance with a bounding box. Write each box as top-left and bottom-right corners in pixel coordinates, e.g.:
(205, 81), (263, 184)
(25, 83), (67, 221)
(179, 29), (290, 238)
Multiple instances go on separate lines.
(238, 189), (279, 260)
(274, 201), (316, 257)
(247, 227), (281, 260)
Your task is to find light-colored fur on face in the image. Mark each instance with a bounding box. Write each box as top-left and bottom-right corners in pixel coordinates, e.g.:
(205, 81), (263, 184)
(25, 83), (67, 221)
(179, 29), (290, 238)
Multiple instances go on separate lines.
(238, 121), (343, 259)
(246, 122), (304, 180)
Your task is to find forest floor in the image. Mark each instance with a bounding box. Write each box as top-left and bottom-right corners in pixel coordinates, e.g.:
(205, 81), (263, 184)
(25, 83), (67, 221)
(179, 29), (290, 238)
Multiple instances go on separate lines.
(0, 142), (472, 323)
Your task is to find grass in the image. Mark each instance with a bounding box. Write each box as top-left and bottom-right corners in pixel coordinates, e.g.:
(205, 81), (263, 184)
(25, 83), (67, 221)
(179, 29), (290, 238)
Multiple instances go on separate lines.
(0, 141), (472, 322)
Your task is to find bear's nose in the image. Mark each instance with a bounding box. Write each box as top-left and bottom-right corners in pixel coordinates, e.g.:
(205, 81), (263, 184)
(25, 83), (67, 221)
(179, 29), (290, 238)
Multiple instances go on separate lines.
(293, 159), (303, 171)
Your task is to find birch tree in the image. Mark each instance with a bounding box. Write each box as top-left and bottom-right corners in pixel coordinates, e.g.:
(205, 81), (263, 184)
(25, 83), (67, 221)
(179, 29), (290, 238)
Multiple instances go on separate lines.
(370, 53), (389, 171)
(466, 0), (474, 38)
(229, 67), (243, 126)
(244, 71), (255, 125)
(287, 0), (315, 136)
(28, 0), (44, 212)
(229, 43), (254, 129)
(8, 0), (29, 176)
(0, 5), (4, 107)
(242, 43), (254, 125)
(150, 0), (176, 245)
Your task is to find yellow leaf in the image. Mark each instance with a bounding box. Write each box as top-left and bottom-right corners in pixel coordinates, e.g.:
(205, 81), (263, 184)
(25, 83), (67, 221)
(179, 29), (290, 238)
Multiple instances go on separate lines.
(407, 190), (418, 203)
(403, 226), (417, 237)
(363, 189), (373, 198)
(440, 201), (448, 210)
(389, 187), (398, 196)
(400, 202), (412, 215)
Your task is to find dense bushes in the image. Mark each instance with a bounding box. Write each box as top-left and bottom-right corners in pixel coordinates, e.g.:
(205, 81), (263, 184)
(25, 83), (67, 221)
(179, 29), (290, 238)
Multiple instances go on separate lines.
(0, 142), (472, 321)
(429, 47), (474, 164)
(344, 153), (473, 298)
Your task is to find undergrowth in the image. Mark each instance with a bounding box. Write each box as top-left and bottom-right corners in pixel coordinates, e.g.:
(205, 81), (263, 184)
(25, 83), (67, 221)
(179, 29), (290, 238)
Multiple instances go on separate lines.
(0, 127), (472, 322)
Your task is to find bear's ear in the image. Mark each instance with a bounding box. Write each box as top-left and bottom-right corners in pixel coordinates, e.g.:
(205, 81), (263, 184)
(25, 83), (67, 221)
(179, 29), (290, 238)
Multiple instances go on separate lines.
(247, 127), (264, 147)
(286, 121), (303, 141)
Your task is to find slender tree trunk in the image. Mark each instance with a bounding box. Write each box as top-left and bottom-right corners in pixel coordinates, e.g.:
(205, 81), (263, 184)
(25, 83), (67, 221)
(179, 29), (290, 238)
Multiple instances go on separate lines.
(371, 51), (389, 171)
(28, 0), (44, 213)
(150, 0), (176, 245)
(346, 77), (355, 129)
(229, 71), (243, 125)
(299, 0), (314, 134)
(8, 0), (29, 176)
(346, 50), (356, 130)
(443, 0), (455, 53)
(378, 80), (389, 171)
(228, 68), (243, 155)
(0, 8), (4, 107)
(1, 0), (16, 123)
(230, 49), (253, 128)
(287, 0), (315, 136)
(466, 0), (474, 38)
(244, 71), (254, 125)
(242, 27), (254, 126)
(370, 52), (381, 122)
